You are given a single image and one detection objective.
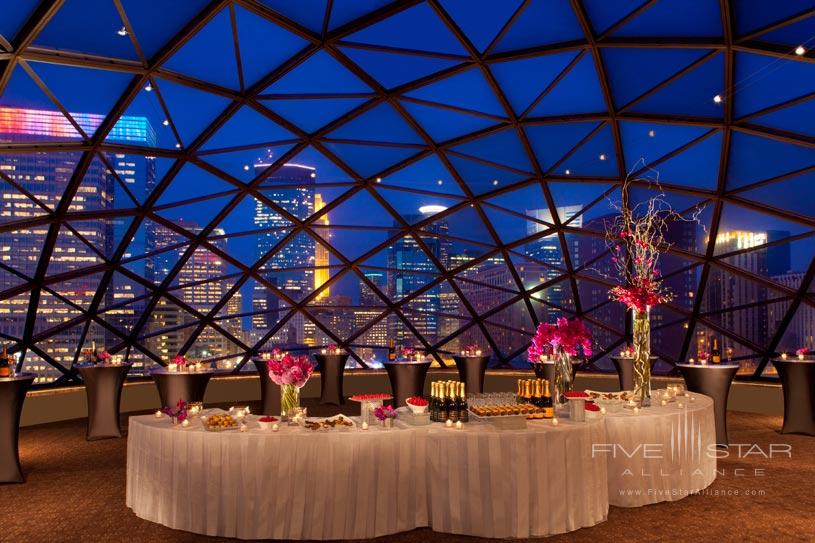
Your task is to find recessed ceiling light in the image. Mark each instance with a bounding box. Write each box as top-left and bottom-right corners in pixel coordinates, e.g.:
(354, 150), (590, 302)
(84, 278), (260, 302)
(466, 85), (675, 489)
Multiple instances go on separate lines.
(174, 143), (181, 149)
(243, 165), (250, 171)
(648, 129), (656, 137)
(795, 45), (806, 56)
(375, 177), (382, 183)
(599, 153), (607, 161)
(492, 179), (499, 186)
(565, 169), (571, 175)
(162, 119), (169, 126)
(310, 172), (316, 178)
(117, 26), (128, 37)
(437, 179), (443, 185)
(144, 83), (153, 92)
(713, 94), (722, 104)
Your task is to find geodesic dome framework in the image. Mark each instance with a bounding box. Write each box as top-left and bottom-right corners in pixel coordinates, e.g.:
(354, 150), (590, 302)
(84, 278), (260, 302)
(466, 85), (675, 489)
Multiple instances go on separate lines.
(0, 0), (813, 385)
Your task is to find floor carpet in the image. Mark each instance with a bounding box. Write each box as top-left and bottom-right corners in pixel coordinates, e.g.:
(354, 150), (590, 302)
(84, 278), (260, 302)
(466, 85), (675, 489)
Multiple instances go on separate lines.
(1, 401), (812, 542)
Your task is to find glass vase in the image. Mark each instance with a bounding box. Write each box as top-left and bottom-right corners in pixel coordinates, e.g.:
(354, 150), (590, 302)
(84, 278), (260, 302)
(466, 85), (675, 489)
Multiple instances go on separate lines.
(632, 307), (652, 407)
(554, 351), (573, 406)
(280, 384), (301, 420)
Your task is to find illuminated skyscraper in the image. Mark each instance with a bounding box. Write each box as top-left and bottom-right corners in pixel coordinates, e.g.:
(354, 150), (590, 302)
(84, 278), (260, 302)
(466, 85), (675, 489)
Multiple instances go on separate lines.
(355, 271), (388, 361)
(0, 107), (154, 382)
(313, 193), (330, 301)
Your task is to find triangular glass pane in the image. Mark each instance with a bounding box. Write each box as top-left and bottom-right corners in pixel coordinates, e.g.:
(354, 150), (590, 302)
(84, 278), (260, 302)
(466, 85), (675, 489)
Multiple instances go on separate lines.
(33, 291), (83, 337)
(611, 0), (722, 37)
(527, 54), (607, 116)
(530, 277), (577, 315)
(438, 323), (493, 363)
(46, 227), (105, 277)
(493, 0), (584, 53)
(200, 143), (297, 182)
(525, 121), (601, 171)
(0, 1), (38, 42)
(739, 170), (815, 220)
(557, 124), (618, 176)
(440, 0), (523, 52)
(400, 100), (498, 144)
(630, 53), (724, 118)
(0, 177), (49, 223)
(328, 103), (423, 144)
(581, 0), (643, 35)
(756, 15), (815, 47)
(35, 0), (139, 60)
(449, 128), (532, 172)
(374, 186), (461, 224)
(406, 68), (505, 116)
(123, 0), (211, 59)
(328, 0), (392, 30)
(264, 50), (371, 94)
(643, 130), (722, 190)
(106, 84), (168, 148)
(322, 142), (419, 177)
(155, 78), (230, 146)
(236, 5), (311, 86)
(775, 300), (815, 356)
(345, 2), (467, 55)
(602, 48), (712, 108)
(155, 162), (237, 206)
(751, 97), (815, 138)
(725, 131), (815, 190)
(0, 292), (31, 339)
(549, 181), (614, 220)
(262, 97), (368, 133)
(734, 52), (815, 118)
(323, 188), (397, 228)
(341, 47), (460, 89)
(156, 195), (237, 236)
(260, 0), (328, 32)
(423, 204), (494, 246)
(163, 7), (240, 89)
(377, 154), (464, 196)
(69, 154), (135, 212)
(491, 51), (581, 115)
(201, 105), (294, 151)
(481, 201), (546, 245)
(733, 0), (813, 36)
(689, 322), (759, 374)
(619, 121), (712, 172)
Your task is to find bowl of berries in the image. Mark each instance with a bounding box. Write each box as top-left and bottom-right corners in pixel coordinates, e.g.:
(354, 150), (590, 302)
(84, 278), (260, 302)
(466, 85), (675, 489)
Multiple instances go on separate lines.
(405, 396), (428, 415)
(258, 416), (278, 430)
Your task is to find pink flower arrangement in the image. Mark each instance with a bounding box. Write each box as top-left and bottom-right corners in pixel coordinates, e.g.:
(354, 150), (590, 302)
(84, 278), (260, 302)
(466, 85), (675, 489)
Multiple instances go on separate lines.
(162, 399), (188, 422)
(267, 353), (314, 388)
(464, 343), (480, 353)
(528, 318), (592, 361)
(97, 351), (111, 362)
(373, 405), (397, 421)
(610, 280), (671, 313)
(796, 348), (810, 357)
(402, 347), (415, 358)
(173, 354), (187, 367)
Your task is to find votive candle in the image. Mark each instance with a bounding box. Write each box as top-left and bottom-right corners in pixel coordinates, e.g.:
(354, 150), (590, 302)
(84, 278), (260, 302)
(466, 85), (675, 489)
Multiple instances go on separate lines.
(552, 418), (559, 426)
(455, 421), (463, 429)
(445, 419), (453, 428)
(272, 424), (279, 432)
(181, 419), (190, 428)
(154, 410), (162, 418)
(361, 422), (368, 430)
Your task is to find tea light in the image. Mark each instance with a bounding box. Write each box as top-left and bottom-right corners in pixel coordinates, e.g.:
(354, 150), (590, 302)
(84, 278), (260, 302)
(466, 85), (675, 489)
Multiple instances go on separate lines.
(600, 407), (606, 415)
(201, 416), (208, 424)
(661, 399), (667, 406)
(181, 419), (190, 428)
(455, 421), (463, 429)
(551, 418), (559, 426)
(475, 350), (482, 356)
(799, 353), (805, 361)
(154, 410), (162, 418)
(677, 402), (684, 409)
(240, 424), (247, 432)
(689, 358), (695, 364)
(781, 353), (788, 360)
(321, 348), (326, 354)
(446, 419), (453, 428)
(689, 396), (695, 402)
(361, 421), (369, 430)
(168, 363), (178, 372)
(272, 423), (279, 432)
(633, 407), (639, 414)
(229, 406), (235, 413)
(245, 406), (251, 415)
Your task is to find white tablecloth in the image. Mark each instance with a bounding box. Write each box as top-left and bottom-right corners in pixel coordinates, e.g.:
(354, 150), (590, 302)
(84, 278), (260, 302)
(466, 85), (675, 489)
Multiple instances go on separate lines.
(127, 395), (716, 540)
(604, 394), (717, 507)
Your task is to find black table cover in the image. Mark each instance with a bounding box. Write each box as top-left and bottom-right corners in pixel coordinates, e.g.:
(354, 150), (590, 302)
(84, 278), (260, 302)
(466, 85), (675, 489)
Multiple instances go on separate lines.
(77, 363), (131, 440)
(771, 359), (815, 436)
(529, 360), (579, 391)
(252, 358), (281, 416)
(384, 361), (431, 408)
(0, 374), (35, 484)
(452, 355), (490, 394)
(151, 368), (214, 408)
(677, 363), (739, 446)
(610, 356), (658, 391)
(314, 353), (349, 405)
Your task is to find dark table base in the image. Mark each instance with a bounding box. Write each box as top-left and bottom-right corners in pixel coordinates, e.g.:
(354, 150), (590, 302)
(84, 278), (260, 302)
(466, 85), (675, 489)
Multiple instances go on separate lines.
(315, 354), (348, 405)
(78, 364), (131, 440)
(252, 359), (281, 416)
(152, 372), (213, 408)
(772, 359), (815, 436)
(610, 356), (658, 391)
(453, 355), (489, 394)
(385, 361), (431, 408)
(678, 364), (739, 446)
(0, 375), (35, 483)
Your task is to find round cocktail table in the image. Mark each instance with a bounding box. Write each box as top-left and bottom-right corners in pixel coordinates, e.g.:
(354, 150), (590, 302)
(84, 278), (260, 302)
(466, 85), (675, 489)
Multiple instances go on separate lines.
(676, 363), (739, 446)
(252, 358), (281, 416)
(452, 355), (489, 393)
(77, 363), (131, 440)
(314, 353), (349, 405)
(150, 367), (215, 408)
(0, 373), (35, 483)
(771, 358), (815, 436)
(384, 360), (431, 408)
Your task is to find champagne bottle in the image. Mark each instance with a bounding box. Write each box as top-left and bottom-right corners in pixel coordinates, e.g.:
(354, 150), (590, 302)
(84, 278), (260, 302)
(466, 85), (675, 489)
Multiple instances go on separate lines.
(0, 344), (9, 378)
(523, 380), (532, 405)
(711, 338), (721, 364)
(533, 379), (543, 408)
(387, 339), (396, 362)
(542, 380), (554, 418)
(516, 379), (524, 404)
(429, 382), (436, 421)
(459, 382), (468, 423)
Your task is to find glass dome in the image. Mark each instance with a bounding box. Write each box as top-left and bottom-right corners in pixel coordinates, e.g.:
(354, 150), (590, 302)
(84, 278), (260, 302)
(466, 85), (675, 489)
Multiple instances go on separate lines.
(1, 0), (813, 385)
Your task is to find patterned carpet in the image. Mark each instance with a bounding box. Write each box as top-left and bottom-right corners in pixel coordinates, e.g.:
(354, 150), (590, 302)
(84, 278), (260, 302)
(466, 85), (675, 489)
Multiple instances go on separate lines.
(1, 401), (813, 542)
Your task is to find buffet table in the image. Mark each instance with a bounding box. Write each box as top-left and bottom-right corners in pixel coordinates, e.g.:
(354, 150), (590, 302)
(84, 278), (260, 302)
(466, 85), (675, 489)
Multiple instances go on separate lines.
(127, 394), (716, 540)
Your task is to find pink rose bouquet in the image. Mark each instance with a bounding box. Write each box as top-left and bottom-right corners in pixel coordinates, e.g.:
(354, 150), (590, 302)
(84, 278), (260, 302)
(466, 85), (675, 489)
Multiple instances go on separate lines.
(268, 353), (314, 388)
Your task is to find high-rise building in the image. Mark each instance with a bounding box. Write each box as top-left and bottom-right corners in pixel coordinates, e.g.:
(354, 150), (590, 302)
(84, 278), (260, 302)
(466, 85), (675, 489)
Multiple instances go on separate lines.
(0, 107), (154, 383)
(313, 193), (330, 301)
(771, 272), (814, 360)
(355, 271), (388, 361)
(524, 206), (582, 320)
(387, 206), (448, 346)
(251, 155), (316, 344)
